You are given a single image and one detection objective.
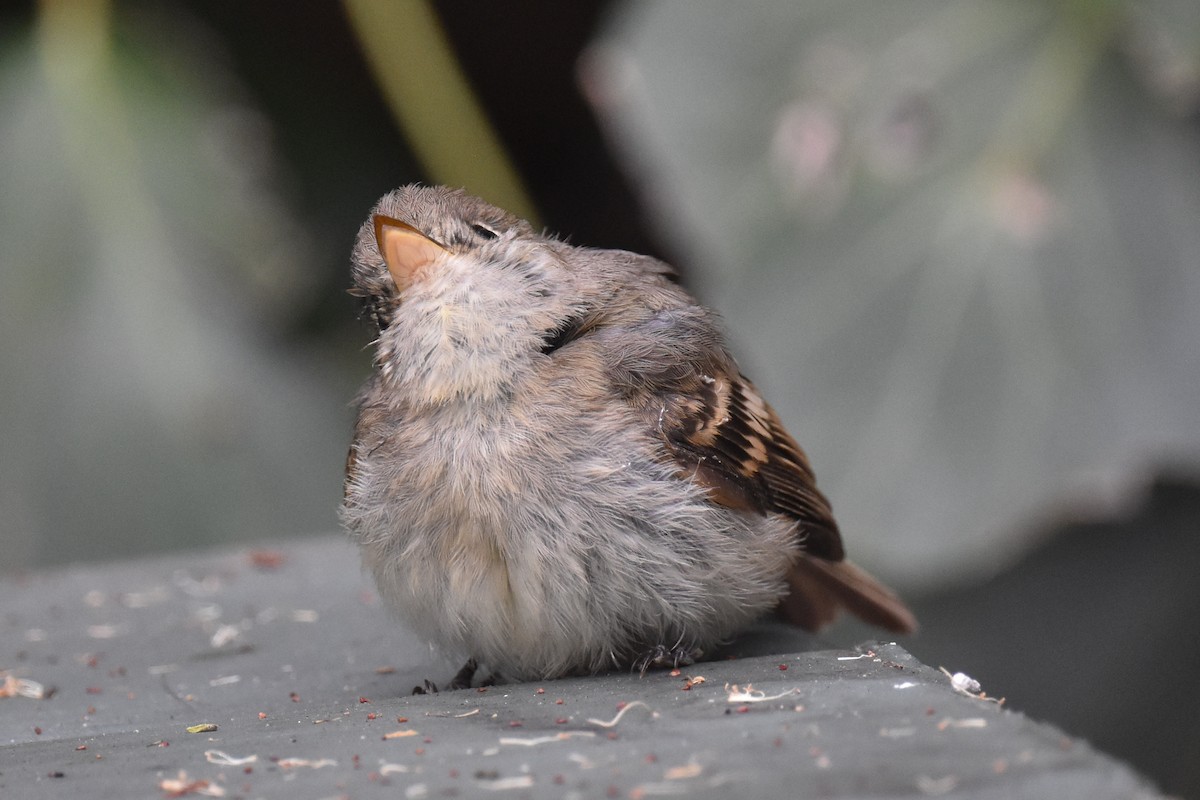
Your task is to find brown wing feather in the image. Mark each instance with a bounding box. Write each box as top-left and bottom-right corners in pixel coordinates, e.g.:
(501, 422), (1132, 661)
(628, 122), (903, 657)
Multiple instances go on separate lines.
(659, 372), (844, 561)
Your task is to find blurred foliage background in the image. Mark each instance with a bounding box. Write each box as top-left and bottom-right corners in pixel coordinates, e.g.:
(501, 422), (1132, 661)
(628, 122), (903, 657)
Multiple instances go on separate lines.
(1, 0), (1198, 794)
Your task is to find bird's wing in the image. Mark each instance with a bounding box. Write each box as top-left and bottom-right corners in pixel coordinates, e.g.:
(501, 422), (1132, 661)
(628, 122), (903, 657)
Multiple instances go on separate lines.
(588, 272), (916, 633)
(653, 368), (845, 562)
(587, 287), (844, 562)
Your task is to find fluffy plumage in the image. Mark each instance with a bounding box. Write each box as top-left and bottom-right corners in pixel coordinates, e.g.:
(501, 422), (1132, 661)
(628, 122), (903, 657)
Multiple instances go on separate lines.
(342, 185), (915, 683)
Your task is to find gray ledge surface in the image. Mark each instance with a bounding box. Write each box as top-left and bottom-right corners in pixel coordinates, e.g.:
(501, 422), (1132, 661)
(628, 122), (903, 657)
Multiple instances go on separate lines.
(0, 536), (1162, 799)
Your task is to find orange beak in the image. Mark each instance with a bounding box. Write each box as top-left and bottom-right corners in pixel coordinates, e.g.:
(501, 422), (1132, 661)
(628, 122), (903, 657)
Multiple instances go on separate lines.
(373, 215), (448, 293)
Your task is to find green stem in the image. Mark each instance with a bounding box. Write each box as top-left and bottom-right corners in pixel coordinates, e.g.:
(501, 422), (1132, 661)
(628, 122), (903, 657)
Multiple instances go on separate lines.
(343, 0), (539, 223)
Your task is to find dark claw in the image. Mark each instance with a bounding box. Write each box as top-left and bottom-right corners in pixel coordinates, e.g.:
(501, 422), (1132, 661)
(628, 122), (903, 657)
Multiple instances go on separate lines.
(412, 679), (439, 695)
(446, 658), (478, 691)
(635, 644), (701, 676)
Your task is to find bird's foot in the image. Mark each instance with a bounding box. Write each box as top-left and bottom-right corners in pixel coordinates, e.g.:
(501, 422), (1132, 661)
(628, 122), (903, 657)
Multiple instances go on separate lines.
(634, 643), (702, 676)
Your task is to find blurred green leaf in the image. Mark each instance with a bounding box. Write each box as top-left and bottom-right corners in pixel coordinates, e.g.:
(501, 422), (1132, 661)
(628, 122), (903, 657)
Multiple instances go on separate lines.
(0, 4), (352, 569)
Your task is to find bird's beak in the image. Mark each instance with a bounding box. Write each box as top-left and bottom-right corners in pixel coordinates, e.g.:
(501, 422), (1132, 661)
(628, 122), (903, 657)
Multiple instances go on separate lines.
(373, 215), (448, 293)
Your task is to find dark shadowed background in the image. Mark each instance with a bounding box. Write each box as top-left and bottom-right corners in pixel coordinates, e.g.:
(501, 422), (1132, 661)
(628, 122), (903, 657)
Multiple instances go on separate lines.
(2, 1), (1197, 795)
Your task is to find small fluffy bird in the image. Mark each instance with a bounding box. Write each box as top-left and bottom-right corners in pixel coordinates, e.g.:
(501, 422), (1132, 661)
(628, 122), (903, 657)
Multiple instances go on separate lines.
(343, 185), (915, 687)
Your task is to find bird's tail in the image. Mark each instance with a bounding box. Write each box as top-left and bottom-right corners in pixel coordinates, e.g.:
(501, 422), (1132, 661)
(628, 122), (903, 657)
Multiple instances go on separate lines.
(780, 557), (918, 634)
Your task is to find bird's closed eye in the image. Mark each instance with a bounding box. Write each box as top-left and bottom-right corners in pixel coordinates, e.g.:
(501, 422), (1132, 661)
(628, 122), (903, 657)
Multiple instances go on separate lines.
(470, 223), (499, 240)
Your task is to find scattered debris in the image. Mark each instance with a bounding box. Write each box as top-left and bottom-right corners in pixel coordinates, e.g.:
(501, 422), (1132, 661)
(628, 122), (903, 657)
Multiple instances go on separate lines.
(379, 762), (411, 775)
(587, 701), (656, 728)
(204, 750), (257, 766)
(499, 732), (596, 746)
(0, 672), (46, 700)
(159, 770), (225, 797)
(663, 761), (703, 780)
(185, 723), (218, 734)
(938, 667), (1005, 704)
(276, 757), (337, 769)
(836, 649), (876, 661)
(944, 669), (980, 694)
(208, 675), (240, 687)
(474, 774), (534, 790)
(384, 729), (419, 739)
(209, 625), (241, 649)
(725, 684), (800, 703)
(937, 717), (988, 730)
(424, 708), (480, 719)
(247, 549), (286, 570)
